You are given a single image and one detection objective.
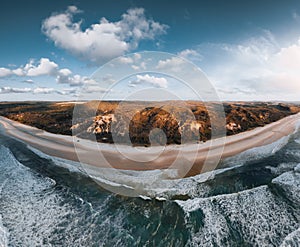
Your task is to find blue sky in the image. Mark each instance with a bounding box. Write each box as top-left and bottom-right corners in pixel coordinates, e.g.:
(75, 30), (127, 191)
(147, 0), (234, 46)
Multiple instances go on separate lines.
(1, 0), (300, 101)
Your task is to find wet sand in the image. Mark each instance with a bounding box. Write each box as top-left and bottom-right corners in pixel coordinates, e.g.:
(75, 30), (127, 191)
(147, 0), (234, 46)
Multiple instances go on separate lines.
(0, 113), (299, 177)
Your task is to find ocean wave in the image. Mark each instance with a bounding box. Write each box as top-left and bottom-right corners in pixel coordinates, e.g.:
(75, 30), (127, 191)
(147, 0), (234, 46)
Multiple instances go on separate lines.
(0, 214), (9, 247)
(176, 184), (300, 246)
(266, 162), (298, 176)
(1, 124), (300, 246)
(26, 145), (85, 174)
(271, 163), (300, 205)
(1, 144), (169, 246)
(280, 227), (300, 247)
(221, 134), (290, 168)
(0, 145), (75, 246)
(175, 161), (300, 246)
(0, 165), (9, 247)
(23, 129), (294, 200)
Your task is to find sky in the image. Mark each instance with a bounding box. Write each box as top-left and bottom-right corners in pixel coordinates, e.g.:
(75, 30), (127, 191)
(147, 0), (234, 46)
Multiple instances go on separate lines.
(1, 0), (300, 101)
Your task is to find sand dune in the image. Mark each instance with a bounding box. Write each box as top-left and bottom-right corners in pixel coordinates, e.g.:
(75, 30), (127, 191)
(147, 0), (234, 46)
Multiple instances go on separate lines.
(0, 113), (299, 177)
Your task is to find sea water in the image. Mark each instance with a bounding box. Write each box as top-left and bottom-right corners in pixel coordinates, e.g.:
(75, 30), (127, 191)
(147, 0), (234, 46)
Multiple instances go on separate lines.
(0, 127), (300, 246)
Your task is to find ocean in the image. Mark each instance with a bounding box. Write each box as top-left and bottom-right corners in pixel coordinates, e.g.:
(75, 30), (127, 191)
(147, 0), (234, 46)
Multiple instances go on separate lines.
(0, 126), (299, 246)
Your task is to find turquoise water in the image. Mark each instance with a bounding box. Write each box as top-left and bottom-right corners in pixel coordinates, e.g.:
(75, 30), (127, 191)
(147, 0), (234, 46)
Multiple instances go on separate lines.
(0, 127), (300, 246)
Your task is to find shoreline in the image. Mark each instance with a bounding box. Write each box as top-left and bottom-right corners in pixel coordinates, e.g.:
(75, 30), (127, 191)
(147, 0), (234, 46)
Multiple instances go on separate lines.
(0, 114), (299, 177)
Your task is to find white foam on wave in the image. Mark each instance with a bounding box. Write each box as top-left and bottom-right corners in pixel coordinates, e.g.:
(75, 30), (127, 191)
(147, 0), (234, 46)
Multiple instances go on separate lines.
(22, 126), (295, 200)
(26, 142), (207, 198)
(0, 171), (9, 247)
(0, 145), (133, 246)
(266, 162), (298, 175)
(280, 227), (300, 247)
(27, 145), (85, 174)
(25, 139), (281, 199)
(294, 138), (300, 144)
(271, 163), (300, 205)
(294, 163), (300, 172)
(176, 184), (299, 246)
(175, 158), (300, 246)
(222, 134), (290, 168)
(0, 145), (76, 246)
(291, 118), (300, 144)
(143, 133), (292, 199)
(0, 214), (9, 247)
(0, 147), (11, 247)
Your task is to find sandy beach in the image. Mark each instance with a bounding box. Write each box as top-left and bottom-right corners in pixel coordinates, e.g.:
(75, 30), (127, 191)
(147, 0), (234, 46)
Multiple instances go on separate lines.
(0, 113), (299, 177)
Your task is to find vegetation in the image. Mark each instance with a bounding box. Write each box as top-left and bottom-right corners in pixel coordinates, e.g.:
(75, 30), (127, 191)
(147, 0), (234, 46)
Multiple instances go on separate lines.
(0, 101), (299, 146)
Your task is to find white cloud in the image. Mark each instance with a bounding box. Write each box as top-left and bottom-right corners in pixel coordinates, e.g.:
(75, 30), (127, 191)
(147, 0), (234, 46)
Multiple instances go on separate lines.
(23, 79), (34, 84)
(81, 85), (110, 94)
(12, 68), (25, 76)
(0, 68), (12, 77)
(196, 31), (300, 100)
(133, 53), (142, 60)
(58, 68), (72, 76)
(131, 61), (146, 70)
(56, 71), (95, 87)
(117, 56), (134, 64)
(42, 6), (168, 64)
(0, 87), (32, 94)
(0, 86), (77, 96)
(133, 74), (168, 88)
(0, 58), (59, 78)
(177, 49), (202, 61)
(116, 53), (146, 70)
(0, 57), (95, 88)
(156, 57), (185, 72)
(273, 40), (300, 71)
(26, 58), (58, 76)
(32, 87), (56, 94)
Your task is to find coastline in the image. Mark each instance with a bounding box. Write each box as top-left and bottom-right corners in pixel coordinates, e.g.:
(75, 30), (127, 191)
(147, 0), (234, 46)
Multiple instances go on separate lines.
(0, 113), (299, 177)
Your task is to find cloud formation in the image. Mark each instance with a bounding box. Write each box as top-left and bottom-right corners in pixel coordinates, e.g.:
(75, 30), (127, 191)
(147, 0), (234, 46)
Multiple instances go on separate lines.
(0, 68), (12, 77)
(26, 58), (58, 76)
(196, 31), (300, 100)
(0, 86), (71, 95)
(42, 6), (168, 64)
(131, 74), (168, 88)
(56, 72), (95, 86)
(0, 58), (95, 87)
(0, 58), (58, 77)
(156, 57), (185, 72)
(177, 49), (202, 61)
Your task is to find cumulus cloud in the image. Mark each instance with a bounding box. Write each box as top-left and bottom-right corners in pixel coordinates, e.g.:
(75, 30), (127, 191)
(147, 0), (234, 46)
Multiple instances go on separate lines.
(0, 68), (12, 77)
(58, 68), (72, 76)
(0, 58), (95, 88)
(117, 56), (134, 64)
(0, 86), (77, 95)
(115, 53), (147, 70)
(177, 49), (202, 61)
(196, 31), (300, 100)
(131, 62), (146, 70)
(33, 87), (57, 94)
(56, 72), (95, 86)
(42, 6), (168, 64)
(0, 87), (32, 94)
(0, 58), (59, 78)
(156, 57), (185, 72)
(26, 58), (58, 76)
(131, 74), (168, 88)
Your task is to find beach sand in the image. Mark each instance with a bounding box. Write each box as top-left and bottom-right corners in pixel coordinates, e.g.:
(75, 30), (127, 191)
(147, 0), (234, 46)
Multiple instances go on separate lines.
(0, 113), (299, 177)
